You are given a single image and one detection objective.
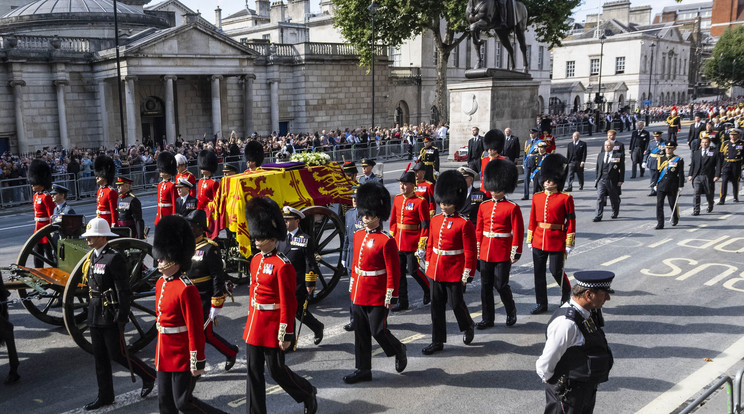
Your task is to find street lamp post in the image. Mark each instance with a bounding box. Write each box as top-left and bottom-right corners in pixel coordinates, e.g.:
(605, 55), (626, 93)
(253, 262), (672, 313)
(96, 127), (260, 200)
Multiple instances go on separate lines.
(368, 0), (378, 132)
(646, 41), (656, 125)
(595, 34), (606, 114)
(114, 0), (125, 148)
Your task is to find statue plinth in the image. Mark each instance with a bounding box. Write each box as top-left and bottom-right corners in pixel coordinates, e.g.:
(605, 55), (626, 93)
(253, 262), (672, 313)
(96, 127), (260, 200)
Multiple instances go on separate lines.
(448, 70), (539, 159)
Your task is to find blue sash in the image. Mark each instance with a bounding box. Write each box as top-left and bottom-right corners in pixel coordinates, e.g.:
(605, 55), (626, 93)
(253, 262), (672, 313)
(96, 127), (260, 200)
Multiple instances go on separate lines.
(530, 157), (545, 180)
(657, 156), (680, 183)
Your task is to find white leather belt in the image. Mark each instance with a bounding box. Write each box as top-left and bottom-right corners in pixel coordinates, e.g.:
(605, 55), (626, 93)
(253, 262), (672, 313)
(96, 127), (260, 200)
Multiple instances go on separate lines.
(35, 217), (50, 222)
(433, 248), (464, 256)
(483, 231), (510, 238)
(96, 210), (111, 215)
(251, 299), (279, 311)
(355, 267), (385, 276)
(157, 324), (187, 334)
(158, 203), (173, 207)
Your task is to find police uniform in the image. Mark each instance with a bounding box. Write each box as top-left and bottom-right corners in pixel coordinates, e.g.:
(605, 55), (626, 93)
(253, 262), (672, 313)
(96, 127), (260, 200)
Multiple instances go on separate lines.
(476, 159), (522, 328)
(115, 177), (144, 239)
(655, 142), (685, 229)
(82, 218), (155, 410)
(242, 197), (317, 414)
(28, 160), (55, 268)
(95, 156), (118, 227)
(277, 206), (325, 346)
(457, 167), (484, 228)
(390, 171), (431, 310)
(345, 183), (407, 384)
(528, 154), (575, 314)
(175, 178), (198, 217)
(418, 137), (440, 182)
(718, 130), (743, 204)
(153, 216), (224, 414)
(536, 271), (615, 414)
(667, 108), (681, 144)
(421, 171), (477, 355)
(358, 159), (383, 185)
(644, 132), (665, 196)
(156, 152), (178, 226)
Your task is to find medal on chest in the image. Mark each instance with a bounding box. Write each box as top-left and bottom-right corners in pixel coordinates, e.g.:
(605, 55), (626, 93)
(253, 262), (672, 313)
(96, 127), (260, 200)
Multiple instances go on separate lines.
(93, 263), (106, 274)
(119, 201), (130, 210)
(405, 202), (415, 211)
(447, 221), (453, 229)
(192, 250), (205, 262)
(366, 239), (375, 249)
(416, 186), (426, 193)
(262, 263), (274, 274)
(291, 236), (308, 247)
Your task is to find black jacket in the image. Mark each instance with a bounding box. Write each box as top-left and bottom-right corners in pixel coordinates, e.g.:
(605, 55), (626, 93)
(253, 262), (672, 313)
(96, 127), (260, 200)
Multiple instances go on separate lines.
(86, 245), (130, 327)
(459, 186), (485, 227)
(595, 151), (624, 187)
(656, 155), (685, 192)
(117, 192), (144, 239)
(630, 130), (650, 152)
(689, 148), (721, 179)
(467, 136), (484, 172)
(687, 122), (705, 148)
(176, 195), (197, 216)
(185, 237), (225, 318)
(277, 228), (321, 298)
(503, 135), (521, 162)
(566, 140), (587, 165)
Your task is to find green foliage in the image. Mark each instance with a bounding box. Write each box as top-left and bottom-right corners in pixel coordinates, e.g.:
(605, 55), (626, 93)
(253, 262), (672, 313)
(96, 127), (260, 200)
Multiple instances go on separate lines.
(703, 26), (744, 88)
(522, 0), (581, 48)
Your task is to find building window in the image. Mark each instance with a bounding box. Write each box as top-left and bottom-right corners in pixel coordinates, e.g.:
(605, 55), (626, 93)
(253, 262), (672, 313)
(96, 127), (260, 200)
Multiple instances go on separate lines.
(538, 46), (544, 70)
(526, 45), (532, 70)
(615, 56), (625, 74)
(566, 60), (575, 77)
(262, 34), (270, 41)
(495, 44), (502, 68)
(590, 58), (600, 75)
(390, 46), (401, 66)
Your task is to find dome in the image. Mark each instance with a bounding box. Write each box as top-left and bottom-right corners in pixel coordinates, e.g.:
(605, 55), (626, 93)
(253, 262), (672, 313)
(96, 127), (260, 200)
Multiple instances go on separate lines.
(3, 0), (145, 18)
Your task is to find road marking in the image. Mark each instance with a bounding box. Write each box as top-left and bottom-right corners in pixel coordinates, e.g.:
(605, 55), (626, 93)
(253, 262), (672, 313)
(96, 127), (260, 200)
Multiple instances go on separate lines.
(601, 255), (630, 266)
(637, 335), (744, 413)
(648, 238), (672, 248)
(687, 224), (708, 232)
(0, 223), (34, 231)
(227, 375), (314, 407)
(371, 333), (425, 356)
(60, 388), (150, 414)
(719, 213), (733, 220)
(547, 276), (576, 289)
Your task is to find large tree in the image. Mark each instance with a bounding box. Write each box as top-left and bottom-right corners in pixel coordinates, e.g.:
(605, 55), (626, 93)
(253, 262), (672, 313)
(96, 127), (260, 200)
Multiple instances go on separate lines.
(703, 26), (744, 89)
(332, 0), (580, 123)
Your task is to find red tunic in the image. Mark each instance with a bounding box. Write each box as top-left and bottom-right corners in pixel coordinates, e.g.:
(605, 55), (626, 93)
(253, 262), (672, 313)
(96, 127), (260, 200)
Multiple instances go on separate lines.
(389, 194), (429, 252)
(243, 251), (297, 348)
(33, 192), (55, 244)
(476, 198), (524, 263)
(480, 155), (507, 199)
(155, 276), (206, 372)
(425, 213), (477, 283)
(542, 135), (556, 154)
(176, 171), (197, 198)
(414, 181), (435, 217)
(350, 229), (400, 306)
(96, 186), (118, 226)
(196, 177), (219, 210)
(527, 191), (576, 252)
(155, 179), (177, 225)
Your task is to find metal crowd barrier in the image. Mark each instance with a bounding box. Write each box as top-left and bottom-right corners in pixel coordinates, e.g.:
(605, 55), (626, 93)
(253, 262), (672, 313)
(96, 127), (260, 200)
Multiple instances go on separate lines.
(679, 365), (744, 414)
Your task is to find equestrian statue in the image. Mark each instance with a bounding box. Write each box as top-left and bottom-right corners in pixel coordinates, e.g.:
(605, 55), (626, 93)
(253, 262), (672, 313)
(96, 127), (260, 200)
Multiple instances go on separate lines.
(466, 0), (529, 72)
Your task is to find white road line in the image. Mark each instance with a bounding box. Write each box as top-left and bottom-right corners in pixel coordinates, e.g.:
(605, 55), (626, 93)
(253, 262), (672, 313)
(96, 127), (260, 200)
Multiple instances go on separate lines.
(0, 223), (34, 231)
(637, 335), (744, 413)
(59, 388), (150, 414)
(601, 255), (631, 266)
(719, 213), (733, 220)
(648, 238), (672, 248)
(687, 224), (708, 232)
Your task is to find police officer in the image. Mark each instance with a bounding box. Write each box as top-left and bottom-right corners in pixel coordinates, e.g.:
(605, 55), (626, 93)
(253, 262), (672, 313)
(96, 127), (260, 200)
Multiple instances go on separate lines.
(51, 184), (76, 221)
(536, 271), (614, 414)
(175, 178), (197, 217)
(421, 170), (477, 355)
(115, 176), (145, 239)
(81, 217), (156, 410)
(242, 197), (317, 414)
(413, 162), (436, 217)
(358, 159), (382, 185)
(94, 155), (118, 227)
(418, 136), (440, 181)
(457, 167), (484, 228)
(718, 129), (743, 204)
(390, 170), (431, 311)
(175, 154), (197, 198)
(278, 206), (325, 346)
(155, 152), (178, 226)
(184, 209), (239, 371)
(344, 183), (407, 384)
(152, 215), (225, 414)
(341, 187), (363, 331)
(655, 141), (685, 230)
(28, 159), (55, 268)
(522, 128), (542, 200)
(644, 131), (665, 196)
(475, 159), (522, 329)
(688, 135), (720, 215)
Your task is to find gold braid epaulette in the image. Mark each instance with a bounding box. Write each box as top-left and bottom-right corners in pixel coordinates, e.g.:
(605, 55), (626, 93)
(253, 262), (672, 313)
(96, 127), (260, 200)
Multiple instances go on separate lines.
(211, 295), (226, 308)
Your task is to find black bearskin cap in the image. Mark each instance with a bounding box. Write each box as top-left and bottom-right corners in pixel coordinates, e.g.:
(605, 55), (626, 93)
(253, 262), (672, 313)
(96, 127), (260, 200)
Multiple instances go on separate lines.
(244, 140), (265, 166)
(94, 155), (116, 185)
(157, 151), (177, 176)
(198, 150), (218, 174)
(28, 159), (52, 189)
(483, 129), (505, 154)
(153, 215), (196, 272)
(539, 153), (569, 191)
(356, 183), (391, 222)
(483, 158), (518, 194)
(434, 170), (468, 210)
(398, 171), (416, 184)
(245, 196), (286, 240)
(184, 209), (207, 231)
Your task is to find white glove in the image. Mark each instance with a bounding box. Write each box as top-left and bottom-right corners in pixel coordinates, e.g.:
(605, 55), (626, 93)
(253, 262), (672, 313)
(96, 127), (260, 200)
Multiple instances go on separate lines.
(209, 307), (220, 321)
(527, 244), (533, 251)
(565, 247), (573, 255)
(341, 260), (346, 267)
(416, 249), (426, 260)
(641, 162), (646, 169)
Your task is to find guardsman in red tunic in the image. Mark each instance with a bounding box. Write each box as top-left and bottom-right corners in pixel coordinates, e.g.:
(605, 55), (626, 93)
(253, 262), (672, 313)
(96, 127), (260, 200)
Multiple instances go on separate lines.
(412, 162), (436, 217)
(390, 170), (431, 311)
(528, 154), (575, 315)
(155, 152), (178, 226)
(242, 197), (317, 414)
(244, 140), (265, 172)
(153, 215), (225, 414)
(344, 183), (407, 384)
(421, 170), (477, 355)
(541, 130), (556, 154)
(475, 158), (523, 329)
(480, 129), (507, 199)
(94, 155), (118, 227)
(196, 150), (220, 211)
(175, 154), (197, 198)
(28, 160), (55, 267)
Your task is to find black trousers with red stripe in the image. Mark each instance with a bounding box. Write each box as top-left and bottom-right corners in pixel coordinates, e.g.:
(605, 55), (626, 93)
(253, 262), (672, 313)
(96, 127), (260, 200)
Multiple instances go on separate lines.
(204, 321), (238, 358)
(246, 344), (314, 414)
(352, 304), (404, 370)
(398, 251), (430, 305)
(90, 325), (156, 402)
(158, 370), (226, 414)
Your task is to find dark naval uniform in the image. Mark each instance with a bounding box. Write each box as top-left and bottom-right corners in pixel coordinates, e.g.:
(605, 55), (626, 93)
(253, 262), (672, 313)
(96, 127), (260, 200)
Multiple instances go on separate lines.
(719, 136), (743, 203)
(655, 150), (685, 229)
(644, 136), (664, 195)
(176, 194), (198, 217)
(459, 186), (485, 228)
(117, 192), (144, 239)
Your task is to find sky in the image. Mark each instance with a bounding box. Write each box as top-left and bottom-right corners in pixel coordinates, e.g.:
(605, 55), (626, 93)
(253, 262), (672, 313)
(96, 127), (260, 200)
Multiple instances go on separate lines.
(175, 0), (686, 25)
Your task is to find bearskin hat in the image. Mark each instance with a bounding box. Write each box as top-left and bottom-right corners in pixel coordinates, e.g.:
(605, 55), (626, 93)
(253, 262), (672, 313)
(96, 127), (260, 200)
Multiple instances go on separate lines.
(153, 215), (196, 272)
(94, 155), (116, 185)
(244, 140), (265, 166)
(28, 159), (52, 189)
(356, 183), (391, 222)
(434, 170), (468, 210)
(398, 171), (416, 184)
(483, 158), (518, 194)
(539, 153), (569, 191)
(198, 150), (218, 174)
(157, 151), (177, 176)
(245, 196), (286, 240)
(483, 129), (506, 153)
(184, 209), (207, 232)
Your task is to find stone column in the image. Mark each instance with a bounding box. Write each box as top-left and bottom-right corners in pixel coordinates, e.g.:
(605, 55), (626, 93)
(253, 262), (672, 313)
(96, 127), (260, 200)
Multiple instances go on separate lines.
(164, 75), (177, 145)
(9, 80), (27, 153)
(268, 78), (280, 134)
(97, 80), (110, 144)
(210, 75), (223, 139)
(124, 76), (138, 146)
(241, 74), (256, 138)
(53, 80), (70, 150)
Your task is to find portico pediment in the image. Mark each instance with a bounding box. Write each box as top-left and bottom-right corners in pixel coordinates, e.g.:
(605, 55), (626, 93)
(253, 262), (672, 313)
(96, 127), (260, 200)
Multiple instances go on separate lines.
(119, 23), (258, 58)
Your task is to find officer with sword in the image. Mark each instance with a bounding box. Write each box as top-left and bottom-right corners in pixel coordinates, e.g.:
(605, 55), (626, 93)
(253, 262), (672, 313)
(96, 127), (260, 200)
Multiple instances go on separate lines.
(654, 141), (685, 230)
